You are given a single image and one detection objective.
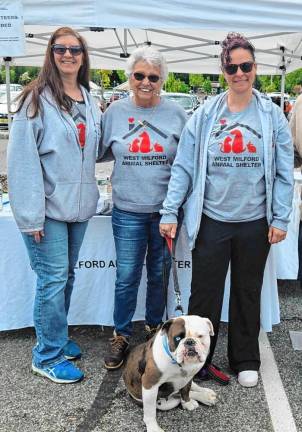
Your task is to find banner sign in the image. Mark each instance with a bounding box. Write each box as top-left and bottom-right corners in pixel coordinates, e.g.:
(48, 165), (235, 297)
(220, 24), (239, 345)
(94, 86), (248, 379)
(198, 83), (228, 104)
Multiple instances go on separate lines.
(0, 0), (25, 57)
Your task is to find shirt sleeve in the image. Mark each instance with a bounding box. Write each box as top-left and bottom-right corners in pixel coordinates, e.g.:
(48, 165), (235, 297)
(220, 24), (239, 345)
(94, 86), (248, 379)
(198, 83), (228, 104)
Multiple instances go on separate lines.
(7, 109), (45, 232)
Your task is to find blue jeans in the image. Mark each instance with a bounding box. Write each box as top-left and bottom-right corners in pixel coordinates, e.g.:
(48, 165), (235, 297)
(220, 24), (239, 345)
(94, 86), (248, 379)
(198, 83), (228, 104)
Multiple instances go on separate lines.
(22, 217), (88, 367)
(112, 207), (171, 337)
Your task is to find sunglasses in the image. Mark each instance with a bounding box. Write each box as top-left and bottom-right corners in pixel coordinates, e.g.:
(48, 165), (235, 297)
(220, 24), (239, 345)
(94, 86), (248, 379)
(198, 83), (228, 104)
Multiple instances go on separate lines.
(132, 72), (160, 83)
(223, 62), (254, 75)
(52, 44), (83, 56)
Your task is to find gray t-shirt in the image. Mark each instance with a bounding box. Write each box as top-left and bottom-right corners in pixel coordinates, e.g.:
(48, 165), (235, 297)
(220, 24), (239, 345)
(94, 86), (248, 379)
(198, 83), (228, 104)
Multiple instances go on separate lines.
(101, 97), (187, 213)
(69, 98), (86, 149)
(203, 95), (266, 222)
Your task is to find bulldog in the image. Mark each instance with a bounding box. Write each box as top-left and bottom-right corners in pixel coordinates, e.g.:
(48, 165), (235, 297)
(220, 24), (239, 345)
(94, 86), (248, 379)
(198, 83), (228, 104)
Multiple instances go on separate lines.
(123, 315), (218, 432)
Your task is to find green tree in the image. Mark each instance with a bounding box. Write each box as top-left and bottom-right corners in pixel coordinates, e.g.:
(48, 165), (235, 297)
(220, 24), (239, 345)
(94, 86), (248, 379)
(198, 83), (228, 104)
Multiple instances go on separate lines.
(202, 77), (212, 94)
(91, 70), (112, 88)
(0, 67), (16, 84)
(165, 73), (189, 93)
(219, 74), (227, 90)
(256, 75), (282, 93)
(189, 74), (204, 90)
(116, 69), (127, 83)
(19, 71), (32, 85)
(285, 68), (302, 94)
(266, 83), (278, 93)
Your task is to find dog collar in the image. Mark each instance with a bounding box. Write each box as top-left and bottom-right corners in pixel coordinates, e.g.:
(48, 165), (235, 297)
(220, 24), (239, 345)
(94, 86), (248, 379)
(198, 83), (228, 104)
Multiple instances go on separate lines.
(162, 335), (178, 365)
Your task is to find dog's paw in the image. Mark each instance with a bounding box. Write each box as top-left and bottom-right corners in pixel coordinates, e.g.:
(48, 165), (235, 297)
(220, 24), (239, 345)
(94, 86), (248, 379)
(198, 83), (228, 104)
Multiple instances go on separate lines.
(190, 388), (218, 406)
(181, 399), (199, 411)
(146, 423), (165, 432)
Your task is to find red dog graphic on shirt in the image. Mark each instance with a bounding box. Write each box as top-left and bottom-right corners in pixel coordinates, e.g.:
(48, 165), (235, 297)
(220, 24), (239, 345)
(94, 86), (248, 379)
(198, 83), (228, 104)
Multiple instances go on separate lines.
(129, 131), (163, 153)
(220, 129), (256, 154)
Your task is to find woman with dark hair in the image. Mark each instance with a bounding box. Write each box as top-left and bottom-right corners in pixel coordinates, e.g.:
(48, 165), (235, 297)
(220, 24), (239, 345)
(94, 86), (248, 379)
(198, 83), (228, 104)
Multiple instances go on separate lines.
(160, 32), (293, 387)
(7, 27), (101, 383)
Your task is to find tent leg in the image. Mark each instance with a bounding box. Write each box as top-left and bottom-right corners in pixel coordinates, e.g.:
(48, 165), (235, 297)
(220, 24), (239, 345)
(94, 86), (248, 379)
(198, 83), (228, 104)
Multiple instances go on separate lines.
(4, 59), (12, 132)
(280, 69), (286, 112)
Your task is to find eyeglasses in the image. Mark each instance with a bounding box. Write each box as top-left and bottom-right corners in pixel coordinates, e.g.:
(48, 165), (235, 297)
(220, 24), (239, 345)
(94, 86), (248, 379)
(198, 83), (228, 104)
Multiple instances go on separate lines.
(223, 62), (254, 75)
(52, 44), (83, 56)
(132, 72), (161, 83)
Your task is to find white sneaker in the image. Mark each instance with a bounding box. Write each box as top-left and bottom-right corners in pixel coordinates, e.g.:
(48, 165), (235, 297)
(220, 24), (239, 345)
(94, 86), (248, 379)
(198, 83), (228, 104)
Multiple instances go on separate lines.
(238, 370), (258, 387)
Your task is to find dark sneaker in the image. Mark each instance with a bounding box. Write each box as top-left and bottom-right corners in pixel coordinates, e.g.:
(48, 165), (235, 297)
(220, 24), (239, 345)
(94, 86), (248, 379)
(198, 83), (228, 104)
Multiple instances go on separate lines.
(145, 323), (162, 341)
(104, 332), (129, 370)
(32, 359), (84, 384)
(63, 339), (81, 360)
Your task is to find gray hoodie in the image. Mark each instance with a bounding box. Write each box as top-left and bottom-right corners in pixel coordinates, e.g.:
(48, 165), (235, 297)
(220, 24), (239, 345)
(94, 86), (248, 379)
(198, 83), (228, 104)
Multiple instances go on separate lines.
(160, 89), (294, 249)
(7, 86), (101, 232)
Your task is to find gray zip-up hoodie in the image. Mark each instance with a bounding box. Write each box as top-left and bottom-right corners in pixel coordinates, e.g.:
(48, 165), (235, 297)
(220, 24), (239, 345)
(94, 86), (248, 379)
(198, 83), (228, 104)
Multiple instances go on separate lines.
(160, 89), (294, 250)
(7, 86), (101, 232)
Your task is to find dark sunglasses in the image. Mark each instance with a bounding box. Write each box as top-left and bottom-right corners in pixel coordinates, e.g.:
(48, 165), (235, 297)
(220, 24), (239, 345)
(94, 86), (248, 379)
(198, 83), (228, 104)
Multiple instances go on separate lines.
(52, 44), (83, 56)
(133, 72), (160, 83)
(223, 61), (254, 75)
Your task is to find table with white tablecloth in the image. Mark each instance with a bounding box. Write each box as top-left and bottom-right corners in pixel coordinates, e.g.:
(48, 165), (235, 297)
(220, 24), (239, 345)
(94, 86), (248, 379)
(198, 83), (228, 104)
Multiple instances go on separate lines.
(0, 176), (300, 332)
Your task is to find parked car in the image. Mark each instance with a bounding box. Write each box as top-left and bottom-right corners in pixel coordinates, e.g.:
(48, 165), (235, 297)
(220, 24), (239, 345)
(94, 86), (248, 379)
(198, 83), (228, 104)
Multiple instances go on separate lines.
(162, 92), (199, 115)
(0, 91), (21, 129)
(267, 92), (291, 108)
(90, 88), (106, 112)
(0, 83), (23, 93)
(109, 90), (128, 105)
(103, 89), (114, 104)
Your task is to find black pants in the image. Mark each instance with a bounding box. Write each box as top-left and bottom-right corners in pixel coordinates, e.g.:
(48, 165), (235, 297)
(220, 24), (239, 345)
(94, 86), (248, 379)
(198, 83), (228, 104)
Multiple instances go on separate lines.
(188, 215), (270, 372)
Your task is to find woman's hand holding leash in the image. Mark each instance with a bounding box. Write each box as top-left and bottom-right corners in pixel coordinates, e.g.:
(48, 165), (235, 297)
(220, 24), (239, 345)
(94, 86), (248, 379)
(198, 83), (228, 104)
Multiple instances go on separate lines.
(159, 223), (178, 239)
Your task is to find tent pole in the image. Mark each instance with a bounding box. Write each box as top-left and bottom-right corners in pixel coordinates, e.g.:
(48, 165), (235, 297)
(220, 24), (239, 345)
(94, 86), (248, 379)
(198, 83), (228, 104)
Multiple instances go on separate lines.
(280, 69), (285, 110)
(124, 29), (127, 54)
(279, 46), (286, 112)
(4, 57), (12, 131)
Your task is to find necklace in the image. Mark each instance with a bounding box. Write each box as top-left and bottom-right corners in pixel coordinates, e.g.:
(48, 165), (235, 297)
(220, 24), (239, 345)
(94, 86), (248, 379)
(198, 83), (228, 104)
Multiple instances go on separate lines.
(136, 100), (159, 129)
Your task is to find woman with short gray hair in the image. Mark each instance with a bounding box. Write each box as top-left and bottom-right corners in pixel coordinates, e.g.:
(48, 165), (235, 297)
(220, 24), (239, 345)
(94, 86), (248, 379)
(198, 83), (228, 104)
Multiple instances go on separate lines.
(124, 45), (169, 82)
(99, 46), (187, 370)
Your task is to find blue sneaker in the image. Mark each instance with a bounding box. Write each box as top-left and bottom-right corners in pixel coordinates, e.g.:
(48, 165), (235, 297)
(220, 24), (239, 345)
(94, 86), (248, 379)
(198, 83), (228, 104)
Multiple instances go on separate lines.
(32, 359), (84, 384)
(63, 339), (82, 360)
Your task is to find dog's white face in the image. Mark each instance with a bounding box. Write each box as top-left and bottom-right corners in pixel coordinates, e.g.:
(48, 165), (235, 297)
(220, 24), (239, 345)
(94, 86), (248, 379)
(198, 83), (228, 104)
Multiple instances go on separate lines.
(162, 315), (214, 366)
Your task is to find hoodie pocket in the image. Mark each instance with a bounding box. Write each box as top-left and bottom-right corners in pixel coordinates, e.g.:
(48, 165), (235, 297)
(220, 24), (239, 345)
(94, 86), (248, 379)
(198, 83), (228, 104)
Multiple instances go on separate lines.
(46, 182), (81, 221)
(79, 181), (100, 220)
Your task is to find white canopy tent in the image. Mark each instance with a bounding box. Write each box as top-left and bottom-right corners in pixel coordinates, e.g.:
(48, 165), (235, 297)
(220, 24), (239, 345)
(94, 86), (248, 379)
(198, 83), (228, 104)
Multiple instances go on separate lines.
(12, 27), (302, 76)
(13, 0), (302, 75)
(3, 0), (302, 127)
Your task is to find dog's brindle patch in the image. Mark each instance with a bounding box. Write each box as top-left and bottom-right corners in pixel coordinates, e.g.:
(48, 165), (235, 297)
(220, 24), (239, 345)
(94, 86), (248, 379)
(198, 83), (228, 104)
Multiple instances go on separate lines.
(180, 379), (192, 402)
(123, 338), (162, 400)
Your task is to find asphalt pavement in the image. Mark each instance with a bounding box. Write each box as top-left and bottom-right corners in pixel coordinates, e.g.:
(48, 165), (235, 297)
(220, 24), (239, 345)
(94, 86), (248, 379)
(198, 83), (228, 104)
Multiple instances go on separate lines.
(0, 280), (301, 432)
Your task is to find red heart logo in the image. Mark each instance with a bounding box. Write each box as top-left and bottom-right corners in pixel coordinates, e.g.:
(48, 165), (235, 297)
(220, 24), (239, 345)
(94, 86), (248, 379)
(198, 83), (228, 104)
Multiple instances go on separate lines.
(128, 117), (135, 123)
(220, 119), (226, 124)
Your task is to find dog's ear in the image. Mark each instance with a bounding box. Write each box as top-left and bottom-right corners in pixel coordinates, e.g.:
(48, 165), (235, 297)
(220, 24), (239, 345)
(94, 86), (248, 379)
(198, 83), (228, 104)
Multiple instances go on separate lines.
(161, 318), (174, 334)
(205, 318), (214, 336)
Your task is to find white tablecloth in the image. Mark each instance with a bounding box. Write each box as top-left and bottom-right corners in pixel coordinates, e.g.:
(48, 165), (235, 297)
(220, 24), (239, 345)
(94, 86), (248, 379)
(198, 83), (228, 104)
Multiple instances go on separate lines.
(0, 178), (300, 332)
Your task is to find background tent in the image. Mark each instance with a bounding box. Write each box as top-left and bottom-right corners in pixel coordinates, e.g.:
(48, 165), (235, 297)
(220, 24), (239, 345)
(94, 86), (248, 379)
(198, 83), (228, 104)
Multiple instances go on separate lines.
(13, 0), (302, 75)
